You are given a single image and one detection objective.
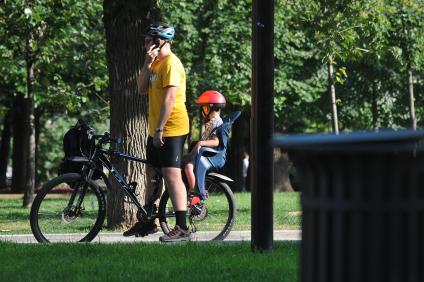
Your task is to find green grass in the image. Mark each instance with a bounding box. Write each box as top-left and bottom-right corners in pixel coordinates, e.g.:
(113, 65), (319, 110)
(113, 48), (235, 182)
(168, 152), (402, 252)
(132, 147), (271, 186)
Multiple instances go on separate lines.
(235, 192), (301, 230)
(0, 192), (301, 235)
(0, 241), (299, 282)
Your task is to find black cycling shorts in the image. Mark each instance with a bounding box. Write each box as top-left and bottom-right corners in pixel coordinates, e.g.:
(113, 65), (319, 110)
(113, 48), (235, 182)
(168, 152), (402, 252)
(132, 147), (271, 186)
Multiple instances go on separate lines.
(146, 135), (187, 168)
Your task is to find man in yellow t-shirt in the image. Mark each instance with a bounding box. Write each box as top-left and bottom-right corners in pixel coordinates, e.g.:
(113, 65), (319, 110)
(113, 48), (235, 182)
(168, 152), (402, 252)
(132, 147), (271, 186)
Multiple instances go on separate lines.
(124, 22), (191, 242)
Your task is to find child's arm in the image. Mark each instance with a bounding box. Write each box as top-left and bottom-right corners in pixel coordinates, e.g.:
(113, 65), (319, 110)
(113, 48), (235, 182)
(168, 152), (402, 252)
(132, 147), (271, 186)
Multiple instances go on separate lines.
(191, 135), (219, 154)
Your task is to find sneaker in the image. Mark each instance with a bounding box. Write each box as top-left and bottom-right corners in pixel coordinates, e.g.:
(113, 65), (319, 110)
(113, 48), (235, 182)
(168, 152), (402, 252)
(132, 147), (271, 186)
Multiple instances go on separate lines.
(123, 221), (158, 237)
(159, 225), (192, 242)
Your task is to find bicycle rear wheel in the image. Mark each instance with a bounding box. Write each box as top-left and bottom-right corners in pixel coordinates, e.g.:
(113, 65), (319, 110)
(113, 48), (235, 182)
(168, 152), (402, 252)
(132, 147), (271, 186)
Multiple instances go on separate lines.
(30, 173), (106, 243)
(158, 177), (236, 241)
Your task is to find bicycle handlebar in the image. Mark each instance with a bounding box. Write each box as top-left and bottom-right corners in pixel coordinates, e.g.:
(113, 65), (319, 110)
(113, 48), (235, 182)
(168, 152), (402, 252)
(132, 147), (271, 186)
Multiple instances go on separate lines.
(93, 132), (124, 145)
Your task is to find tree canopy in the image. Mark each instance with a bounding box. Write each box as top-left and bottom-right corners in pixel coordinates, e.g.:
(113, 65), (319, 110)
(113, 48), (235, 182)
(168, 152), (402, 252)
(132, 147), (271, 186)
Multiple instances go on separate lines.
(1, 0), (424, 189)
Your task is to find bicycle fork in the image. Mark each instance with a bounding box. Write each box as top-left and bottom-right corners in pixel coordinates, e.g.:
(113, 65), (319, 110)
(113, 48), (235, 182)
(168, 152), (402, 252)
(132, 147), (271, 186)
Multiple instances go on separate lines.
(64, 167), (95, 218)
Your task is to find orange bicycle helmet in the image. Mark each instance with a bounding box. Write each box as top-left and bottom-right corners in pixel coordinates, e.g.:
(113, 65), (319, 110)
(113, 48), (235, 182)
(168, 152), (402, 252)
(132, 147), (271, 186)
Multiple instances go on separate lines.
(196, 90), (226, 118)
(196, 90), (226, 107)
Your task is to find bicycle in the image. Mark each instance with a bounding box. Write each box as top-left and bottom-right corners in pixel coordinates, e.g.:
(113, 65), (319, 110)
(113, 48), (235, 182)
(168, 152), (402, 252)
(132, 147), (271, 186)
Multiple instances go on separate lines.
(30, 131), (236, 243)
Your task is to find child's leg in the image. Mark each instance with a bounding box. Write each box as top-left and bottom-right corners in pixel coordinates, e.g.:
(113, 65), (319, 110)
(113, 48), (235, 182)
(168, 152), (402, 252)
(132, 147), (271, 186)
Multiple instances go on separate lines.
(184, 161), (196, 191)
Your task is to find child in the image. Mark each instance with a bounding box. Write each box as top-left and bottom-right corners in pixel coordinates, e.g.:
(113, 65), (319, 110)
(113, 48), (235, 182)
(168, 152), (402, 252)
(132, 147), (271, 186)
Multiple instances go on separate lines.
(184, 90), (226, 199)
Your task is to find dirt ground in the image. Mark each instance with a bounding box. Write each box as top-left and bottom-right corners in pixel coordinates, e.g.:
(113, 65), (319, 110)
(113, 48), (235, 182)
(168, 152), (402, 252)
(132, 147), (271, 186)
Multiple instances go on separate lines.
(0, 193), (24, 199)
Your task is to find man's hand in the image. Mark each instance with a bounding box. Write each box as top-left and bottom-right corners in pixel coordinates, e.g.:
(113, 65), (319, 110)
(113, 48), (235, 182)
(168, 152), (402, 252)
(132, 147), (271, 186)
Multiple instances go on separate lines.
(153, 131), (164, 148)
(146, 45), (160, 65)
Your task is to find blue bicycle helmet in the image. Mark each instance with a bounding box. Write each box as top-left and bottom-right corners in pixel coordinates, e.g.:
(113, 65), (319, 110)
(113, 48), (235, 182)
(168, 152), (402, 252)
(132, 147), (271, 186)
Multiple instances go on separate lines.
(146, 22), (175, 41)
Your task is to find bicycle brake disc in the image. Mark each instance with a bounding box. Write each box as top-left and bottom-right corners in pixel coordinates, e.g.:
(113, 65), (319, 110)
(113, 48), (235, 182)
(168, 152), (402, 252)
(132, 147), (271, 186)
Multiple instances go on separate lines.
(61, 206), (80, 223)
(189, 204), (208, 221)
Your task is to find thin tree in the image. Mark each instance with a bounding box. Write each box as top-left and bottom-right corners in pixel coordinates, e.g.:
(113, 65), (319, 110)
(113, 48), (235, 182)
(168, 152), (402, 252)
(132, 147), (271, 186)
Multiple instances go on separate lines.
(23, 27), (36, 207)
(387, 0), (424, 130)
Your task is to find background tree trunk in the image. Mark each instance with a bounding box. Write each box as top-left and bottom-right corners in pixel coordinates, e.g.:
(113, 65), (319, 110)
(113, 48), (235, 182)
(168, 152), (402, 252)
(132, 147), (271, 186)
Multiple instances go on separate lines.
(273, 149), (294, 192)
(11, 93), (27, 193)
(34, 109), (42, 189)
(328, 59), (339, 134)
(407, 66), (416, 130)
(103, 0), (161, 229)
(23, 32), (36, 207)
(226, 108), (249, 192)
(0, 111), (12, 188)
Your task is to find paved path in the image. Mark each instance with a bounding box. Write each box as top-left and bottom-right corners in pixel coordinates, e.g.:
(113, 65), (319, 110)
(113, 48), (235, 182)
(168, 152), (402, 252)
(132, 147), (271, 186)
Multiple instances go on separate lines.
(0, 230), (301, 243)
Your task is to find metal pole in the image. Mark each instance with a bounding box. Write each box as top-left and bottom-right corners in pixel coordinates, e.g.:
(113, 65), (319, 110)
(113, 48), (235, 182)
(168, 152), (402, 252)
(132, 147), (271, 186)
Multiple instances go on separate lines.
(251, 0), (274, 251)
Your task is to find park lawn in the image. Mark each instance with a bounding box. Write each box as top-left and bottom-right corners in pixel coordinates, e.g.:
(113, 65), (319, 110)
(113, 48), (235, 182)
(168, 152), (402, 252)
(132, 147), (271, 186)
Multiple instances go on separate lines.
(0, 241), (299, 282)
(0, 192), (301, 234)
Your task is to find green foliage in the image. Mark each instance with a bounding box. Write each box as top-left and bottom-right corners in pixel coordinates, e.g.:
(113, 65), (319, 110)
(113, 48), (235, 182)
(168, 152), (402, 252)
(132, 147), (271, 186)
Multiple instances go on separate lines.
(0, 0), (108, 116)
(2, 0), (424, 181)
(386, 0), (424, 68)
(0, 0), (108, 182)
(162, 0), (251, 117)
(274, 1), (328, 132)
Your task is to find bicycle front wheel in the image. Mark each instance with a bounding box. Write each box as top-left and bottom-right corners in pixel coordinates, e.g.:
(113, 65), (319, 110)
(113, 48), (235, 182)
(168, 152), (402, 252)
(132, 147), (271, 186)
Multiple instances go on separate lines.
(30, 173), (106, 243)
(158, 177), (236, 241)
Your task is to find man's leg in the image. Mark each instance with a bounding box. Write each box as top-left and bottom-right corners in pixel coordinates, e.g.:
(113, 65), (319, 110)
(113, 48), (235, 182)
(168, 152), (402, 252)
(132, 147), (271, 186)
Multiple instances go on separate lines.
(123, 138), (160, 237)
(158, 167), (192, 242)
(162, 167), (187, 213)
(145, 164), (164, 207)
(123, 165), (161, 237)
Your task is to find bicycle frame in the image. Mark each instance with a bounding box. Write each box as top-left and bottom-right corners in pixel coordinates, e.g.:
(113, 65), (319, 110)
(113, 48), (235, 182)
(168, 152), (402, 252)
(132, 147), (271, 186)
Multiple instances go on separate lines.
(86, 144), (162, 220)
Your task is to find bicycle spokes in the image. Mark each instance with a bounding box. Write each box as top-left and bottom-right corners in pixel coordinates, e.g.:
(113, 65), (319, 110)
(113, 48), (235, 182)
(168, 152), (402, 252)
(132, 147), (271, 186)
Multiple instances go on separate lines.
(159, 178), (236, 241)
(33, 176), (104, 242)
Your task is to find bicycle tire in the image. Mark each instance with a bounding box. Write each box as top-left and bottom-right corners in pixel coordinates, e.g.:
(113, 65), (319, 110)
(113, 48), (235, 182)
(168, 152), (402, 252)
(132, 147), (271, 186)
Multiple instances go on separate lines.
(158, 177), (236, 241)
(30, 173), (106, 243)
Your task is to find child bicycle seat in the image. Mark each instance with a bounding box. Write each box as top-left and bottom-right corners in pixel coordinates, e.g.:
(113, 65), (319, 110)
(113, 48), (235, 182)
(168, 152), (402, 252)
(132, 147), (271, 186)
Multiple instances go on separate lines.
(194, 111), (241, 199)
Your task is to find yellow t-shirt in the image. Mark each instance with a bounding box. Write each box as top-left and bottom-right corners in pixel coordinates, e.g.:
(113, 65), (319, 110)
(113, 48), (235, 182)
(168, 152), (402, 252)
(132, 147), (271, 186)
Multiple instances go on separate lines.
(148, 53), (189, 137)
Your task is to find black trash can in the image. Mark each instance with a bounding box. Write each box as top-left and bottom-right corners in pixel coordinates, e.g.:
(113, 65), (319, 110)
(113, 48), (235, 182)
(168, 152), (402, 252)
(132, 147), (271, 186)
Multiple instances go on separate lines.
(273, 130), (424, 282)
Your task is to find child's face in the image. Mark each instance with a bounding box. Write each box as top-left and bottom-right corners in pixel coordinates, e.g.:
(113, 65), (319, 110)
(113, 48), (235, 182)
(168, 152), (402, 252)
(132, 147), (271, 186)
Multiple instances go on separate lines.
(201, 105), (211, 120)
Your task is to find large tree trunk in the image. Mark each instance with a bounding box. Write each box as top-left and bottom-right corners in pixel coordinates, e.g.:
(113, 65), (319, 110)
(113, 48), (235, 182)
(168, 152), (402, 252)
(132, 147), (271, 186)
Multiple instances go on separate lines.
(273, 149), (294, 192)
(328, 59), (339, 134)
(11, 93), (27, 193)
(103, 0), (161, 229)
(0, 111), (12, 188)
(407, 66), (416, 130)
(23, 32), (36, 207)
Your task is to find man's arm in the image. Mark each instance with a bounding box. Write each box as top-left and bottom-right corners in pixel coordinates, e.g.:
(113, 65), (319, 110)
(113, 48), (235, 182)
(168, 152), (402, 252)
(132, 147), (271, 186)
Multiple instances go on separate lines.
(153, 86), (178, 147)
(137, 45), (159, 95)
(157, 86), (178, 130)
(137, 62), (150, 95)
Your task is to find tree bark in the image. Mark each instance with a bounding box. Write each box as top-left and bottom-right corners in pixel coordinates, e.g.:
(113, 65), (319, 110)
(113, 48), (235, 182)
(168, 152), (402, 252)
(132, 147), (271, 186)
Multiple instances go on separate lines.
(103, 0), (161, 228)
(34, 110), (42, 189)
(407, 66), (416, 130)
(0, 112), (12, 188)
(328, 59), (339, 134)
(23, 32), (36, 207)
(273, 149), (294, 192)
(11, 93), (27, 193)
